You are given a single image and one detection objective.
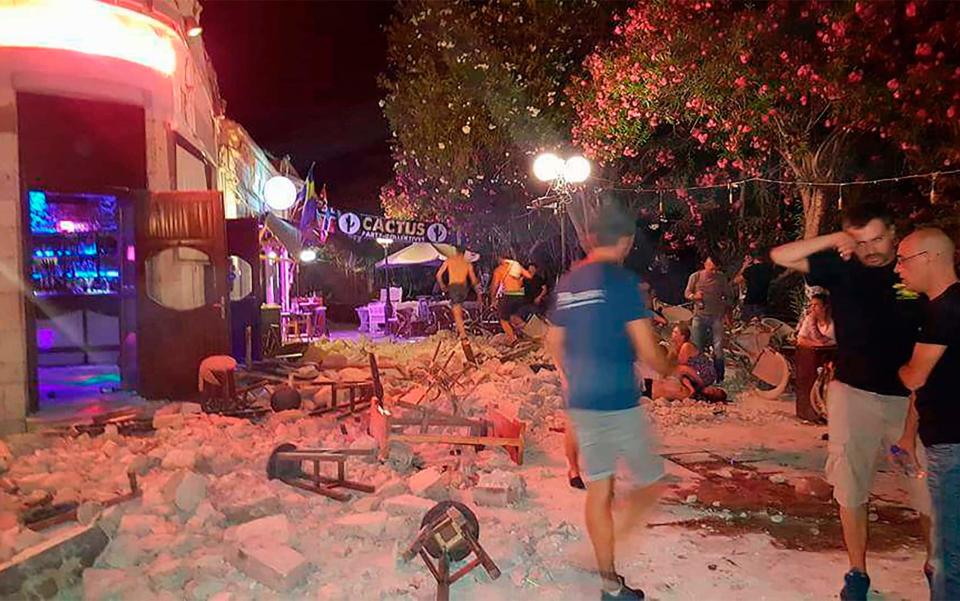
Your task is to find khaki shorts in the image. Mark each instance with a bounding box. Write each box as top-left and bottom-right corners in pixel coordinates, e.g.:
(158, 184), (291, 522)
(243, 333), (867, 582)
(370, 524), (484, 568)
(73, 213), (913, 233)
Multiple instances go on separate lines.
(826, 380), (931, 514)
(567, 406), (664, 486)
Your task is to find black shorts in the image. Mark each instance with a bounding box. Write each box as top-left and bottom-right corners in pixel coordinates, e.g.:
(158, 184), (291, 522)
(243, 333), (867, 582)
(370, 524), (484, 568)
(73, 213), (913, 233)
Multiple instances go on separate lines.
(498, 295), (526, 320)
(448, 283), (469, 304)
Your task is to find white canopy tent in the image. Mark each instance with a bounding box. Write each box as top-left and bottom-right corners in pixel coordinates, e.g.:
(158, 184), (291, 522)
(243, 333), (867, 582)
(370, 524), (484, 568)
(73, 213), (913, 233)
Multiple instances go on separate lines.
(375, 242), (479, 269)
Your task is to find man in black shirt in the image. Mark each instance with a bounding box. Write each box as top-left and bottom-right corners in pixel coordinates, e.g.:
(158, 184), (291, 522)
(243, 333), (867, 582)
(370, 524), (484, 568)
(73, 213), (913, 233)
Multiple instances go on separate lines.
(735, 252), (777, 321)
(771, 202), (931, 601)
(524, 263), (549, 315)
(896, 228), (960, 601)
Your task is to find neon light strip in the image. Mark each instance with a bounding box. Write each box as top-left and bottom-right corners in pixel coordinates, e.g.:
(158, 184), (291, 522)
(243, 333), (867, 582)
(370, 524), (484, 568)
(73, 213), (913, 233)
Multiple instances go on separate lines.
(0, 0), (178, 75)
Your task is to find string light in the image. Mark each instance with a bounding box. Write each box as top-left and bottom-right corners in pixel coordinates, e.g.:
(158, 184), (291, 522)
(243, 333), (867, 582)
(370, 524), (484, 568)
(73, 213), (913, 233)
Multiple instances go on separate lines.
(930, 173), (938, 205)
(838, 184), (844, 211)
(600, 167), (960, 195)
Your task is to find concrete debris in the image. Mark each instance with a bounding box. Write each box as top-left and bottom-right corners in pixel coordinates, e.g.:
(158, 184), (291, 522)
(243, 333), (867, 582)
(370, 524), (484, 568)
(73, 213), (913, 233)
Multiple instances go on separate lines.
(234, 514), (290, 547)
(407, 466), (449, 500)
(0, 333), (900, 599)
(381, 494), (436, 517)
(333, 511), (389, 539)
(230, 541), (309, 592)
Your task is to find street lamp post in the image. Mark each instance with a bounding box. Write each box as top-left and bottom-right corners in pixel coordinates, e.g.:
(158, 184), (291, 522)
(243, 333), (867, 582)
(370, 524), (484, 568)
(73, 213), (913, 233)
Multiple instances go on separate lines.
(532, 152), (591, 274)
(376, 238), (394, 318)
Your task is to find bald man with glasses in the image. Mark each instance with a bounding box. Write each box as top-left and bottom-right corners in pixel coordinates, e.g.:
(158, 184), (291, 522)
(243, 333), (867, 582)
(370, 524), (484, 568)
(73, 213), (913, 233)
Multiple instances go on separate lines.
(896, 228), (960, 601)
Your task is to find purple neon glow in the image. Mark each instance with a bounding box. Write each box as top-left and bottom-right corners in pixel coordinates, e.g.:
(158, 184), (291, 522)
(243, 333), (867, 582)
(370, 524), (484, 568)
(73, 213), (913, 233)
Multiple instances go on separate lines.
(126, 245), (135, 262)
(37, 328), (55, 349)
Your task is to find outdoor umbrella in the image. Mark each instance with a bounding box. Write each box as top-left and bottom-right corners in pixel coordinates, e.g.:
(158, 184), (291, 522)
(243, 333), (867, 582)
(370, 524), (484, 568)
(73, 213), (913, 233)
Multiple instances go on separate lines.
(375, 242), (479, 268)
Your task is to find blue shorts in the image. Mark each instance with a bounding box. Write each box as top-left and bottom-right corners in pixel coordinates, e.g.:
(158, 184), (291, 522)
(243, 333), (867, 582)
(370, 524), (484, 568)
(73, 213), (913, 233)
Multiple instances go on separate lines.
(567, 406), (664, 486)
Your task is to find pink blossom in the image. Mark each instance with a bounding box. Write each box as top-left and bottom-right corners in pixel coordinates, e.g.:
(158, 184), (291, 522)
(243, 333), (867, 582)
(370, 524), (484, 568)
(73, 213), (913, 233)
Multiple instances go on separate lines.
(734, 76), (748, 89)
(916, 43), (933, 58)
(848, 71), (863, 84)
(948, 106), (957, 119)
(886, 79), (900, 91)
(739, 52), (750, 64)
(906, 2), (917, 18)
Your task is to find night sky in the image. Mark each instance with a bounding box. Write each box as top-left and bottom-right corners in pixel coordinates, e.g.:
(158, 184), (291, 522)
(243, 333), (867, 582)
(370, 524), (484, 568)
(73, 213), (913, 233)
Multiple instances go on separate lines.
(201, 0), (395, 214)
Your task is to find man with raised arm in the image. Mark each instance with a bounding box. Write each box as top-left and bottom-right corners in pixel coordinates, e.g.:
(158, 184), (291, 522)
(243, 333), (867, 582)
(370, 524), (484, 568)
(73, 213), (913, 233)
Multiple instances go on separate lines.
(770, 202), (931, 601)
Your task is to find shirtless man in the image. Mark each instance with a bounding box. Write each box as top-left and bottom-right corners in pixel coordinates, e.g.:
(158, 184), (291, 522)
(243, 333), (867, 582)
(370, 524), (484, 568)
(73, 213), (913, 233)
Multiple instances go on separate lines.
(491, 255), (532, 344)
(435, 247), (479, 340)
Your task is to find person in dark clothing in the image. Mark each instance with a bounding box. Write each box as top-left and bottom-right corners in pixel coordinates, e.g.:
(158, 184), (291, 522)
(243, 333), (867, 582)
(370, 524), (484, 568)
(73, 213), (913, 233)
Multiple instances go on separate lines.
(771, 202), (931, 601)
(735, 252), (777, 321)
(896, 228), (960, 601)
(524, 263), (549, 314)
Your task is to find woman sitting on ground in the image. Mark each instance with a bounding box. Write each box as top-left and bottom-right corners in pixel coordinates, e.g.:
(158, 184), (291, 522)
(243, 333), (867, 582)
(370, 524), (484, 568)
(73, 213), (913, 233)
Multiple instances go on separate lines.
(652, 324), (723, 401)
(796, 293), (836, 348)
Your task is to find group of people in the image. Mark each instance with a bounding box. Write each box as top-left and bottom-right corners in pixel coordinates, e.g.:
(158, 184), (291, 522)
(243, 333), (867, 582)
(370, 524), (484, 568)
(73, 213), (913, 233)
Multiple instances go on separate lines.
(435, 248), (550, 344)
(545, 201), (958, 601)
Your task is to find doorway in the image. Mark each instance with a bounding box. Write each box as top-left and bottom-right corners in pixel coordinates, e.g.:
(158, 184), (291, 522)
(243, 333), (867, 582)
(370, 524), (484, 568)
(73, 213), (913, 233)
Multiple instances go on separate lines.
(16, 92), (146, 413)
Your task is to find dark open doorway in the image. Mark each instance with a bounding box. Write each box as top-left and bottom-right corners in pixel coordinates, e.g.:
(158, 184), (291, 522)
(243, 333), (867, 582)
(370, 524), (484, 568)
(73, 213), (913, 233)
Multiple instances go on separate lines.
(16, 92), (147, 413)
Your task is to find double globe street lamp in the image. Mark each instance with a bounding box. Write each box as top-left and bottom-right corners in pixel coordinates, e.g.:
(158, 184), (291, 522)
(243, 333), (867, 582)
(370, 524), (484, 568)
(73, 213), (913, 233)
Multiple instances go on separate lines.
(531, 152), (591, 272)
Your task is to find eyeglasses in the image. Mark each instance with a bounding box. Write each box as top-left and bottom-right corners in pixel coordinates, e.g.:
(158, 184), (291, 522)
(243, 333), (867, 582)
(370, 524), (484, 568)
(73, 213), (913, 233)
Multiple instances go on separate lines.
(896, 251), (928, 265)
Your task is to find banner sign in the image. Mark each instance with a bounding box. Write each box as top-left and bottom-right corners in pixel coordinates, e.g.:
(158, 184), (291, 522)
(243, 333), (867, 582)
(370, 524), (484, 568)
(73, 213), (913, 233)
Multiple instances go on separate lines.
(328, 209), (450, 244)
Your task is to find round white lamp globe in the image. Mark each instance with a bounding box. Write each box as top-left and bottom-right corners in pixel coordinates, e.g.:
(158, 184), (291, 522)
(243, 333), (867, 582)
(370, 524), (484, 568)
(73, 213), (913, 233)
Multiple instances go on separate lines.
(533, 153), (564, 182)
(564, 156), (591, 183)
(299, 248), (317, 263)
(264, 175), (297, 211)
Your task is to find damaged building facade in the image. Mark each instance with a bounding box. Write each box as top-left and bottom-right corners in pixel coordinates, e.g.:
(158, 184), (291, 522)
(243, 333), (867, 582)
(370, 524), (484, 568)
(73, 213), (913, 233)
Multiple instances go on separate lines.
(0, 0), (293, 432)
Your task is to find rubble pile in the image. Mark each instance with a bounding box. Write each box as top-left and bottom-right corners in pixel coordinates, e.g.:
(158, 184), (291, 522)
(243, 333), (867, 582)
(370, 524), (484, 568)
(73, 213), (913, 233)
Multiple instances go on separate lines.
(0, 333), (787, 599)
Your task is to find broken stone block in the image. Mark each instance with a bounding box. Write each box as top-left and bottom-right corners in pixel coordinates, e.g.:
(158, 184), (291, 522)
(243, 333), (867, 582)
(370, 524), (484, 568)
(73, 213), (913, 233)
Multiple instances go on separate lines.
(235, 514), (290, 547)
(175, 472), (208, 514)
(187, 576), (228, 601)
(338, 367), (369, 382)
(127, 455), (155, 476)
(82, 569), (132, 601)
(181, 402), (203, 415)
(215, 492), (281, 524)
(407, 467), (449, 500)
(352, 495), (381, 513)
(101, 534), (146, 568)
(12, 528), (44, 554)
(230, 541), (309, 592)
(153, 413), (185, 430)
(381, 494), (435, 518)
(147, 554), (189, 590)
(118, 514), (162, 537)
(162, 449), (197, 470)
(472, 470), (526, 507)
(332, 511), (389, 539)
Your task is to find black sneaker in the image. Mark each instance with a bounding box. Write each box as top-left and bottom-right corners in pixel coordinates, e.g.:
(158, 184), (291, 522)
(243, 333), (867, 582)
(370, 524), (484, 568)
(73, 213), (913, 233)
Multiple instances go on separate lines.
(600, 575), (644, 600)
(569, 475), (586, 490)
(839, 569), (870, 601)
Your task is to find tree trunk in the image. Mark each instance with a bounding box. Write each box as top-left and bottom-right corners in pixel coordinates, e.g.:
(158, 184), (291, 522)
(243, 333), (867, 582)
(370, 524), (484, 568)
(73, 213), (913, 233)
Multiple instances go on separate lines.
(798, 185), (827, 239)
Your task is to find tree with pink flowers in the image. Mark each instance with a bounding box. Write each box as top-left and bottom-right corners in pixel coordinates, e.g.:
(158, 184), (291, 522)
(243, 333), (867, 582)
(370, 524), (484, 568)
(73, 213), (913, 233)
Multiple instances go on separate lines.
(570, 0), (960, 238)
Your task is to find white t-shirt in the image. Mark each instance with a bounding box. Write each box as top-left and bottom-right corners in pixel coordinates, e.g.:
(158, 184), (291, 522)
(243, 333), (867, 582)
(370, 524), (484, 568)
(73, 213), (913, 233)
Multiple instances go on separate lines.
(797, 314), (836, 346)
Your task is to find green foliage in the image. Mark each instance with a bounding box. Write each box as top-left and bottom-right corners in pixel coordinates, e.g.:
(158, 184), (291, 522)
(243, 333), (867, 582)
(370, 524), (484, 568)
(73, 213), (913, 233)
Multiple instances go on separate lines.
(379, 0), (619, 230)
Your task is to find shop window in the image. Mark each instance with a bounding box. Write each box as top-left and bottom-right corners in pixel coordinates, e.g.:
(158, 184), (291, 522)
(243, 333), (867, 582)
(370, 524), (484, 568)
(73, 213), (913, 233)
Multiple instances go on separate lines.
(228, 255), (253, 301)
(145, 247), (213, 311)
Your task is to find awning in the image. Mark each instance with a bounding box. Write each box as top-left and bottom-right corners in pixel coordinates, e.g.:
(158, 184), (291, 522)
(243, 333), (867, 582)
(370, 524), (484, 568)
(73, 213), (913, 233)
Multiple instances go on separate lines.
(263, 213), (303, 256)
(375, 242), (479, 269)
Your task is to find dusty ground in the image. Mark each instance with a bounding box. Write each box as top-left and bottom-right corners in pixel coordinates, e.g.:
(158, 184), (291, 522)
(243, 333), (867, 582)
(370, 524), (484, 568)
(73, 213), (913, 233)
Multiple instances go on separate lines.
(0, 335), (931, 600)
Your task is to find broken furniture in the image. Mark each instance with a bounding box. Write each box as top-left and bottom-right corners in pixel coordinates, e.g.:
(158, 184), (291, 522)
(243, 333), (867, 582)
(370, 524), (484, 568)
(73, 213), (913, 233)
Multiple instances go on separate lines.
(369, 401), (526, 465)
(22, 472), (140, 531)
(402, 501), (500, 601)
(266, 443), (376, 502)
(199, 355), (270, 414)
(367, 351), (526, 464)
(407, 341), (481, 413)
